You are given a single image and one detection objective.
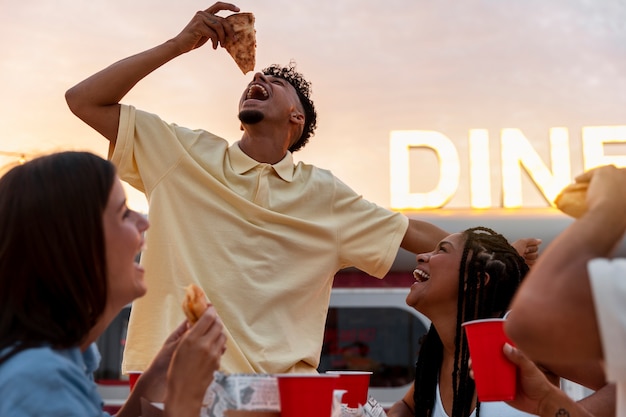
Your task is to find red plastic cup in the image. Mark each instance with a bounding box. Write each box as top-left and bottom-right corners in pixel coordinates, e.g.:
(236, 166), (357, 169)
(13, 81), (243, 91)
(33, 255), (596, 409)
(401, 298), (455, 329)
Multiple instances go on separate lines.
(276, 374), (338, 417)
(462, 318), (516, 402)
(325, 371), (372, 408)
(128, 372), (142, 391)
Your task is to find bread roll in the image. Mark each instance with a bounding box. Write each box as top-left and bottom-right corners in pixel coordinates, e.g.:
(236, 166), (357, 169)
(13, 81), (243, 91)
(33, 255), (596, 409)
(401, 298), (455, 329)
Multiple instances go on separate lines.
(554, 182), (588, 218)
(182, 284), (209, 324)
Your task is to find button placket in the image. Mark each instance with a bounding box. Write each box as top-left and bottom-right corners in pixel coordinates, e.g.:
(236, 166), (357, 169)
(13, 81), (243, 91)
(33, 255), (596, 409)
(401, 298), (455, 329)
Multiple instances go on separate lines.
(253, 164), (271, 207)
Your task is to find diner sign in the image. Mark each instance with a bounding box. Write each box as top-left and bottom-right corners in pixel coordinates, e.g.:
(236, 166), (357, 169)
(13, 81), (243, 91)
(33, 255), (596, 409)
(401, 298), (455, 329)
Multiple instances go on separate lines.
(389, 125), (626, 210)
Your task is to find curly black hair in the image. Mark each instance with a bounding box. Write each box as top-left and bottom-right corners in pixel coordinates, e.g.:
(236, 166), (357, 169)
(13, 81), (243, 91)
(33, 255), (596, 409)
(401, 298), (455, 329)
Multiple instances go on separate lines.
(262, 63), (317, 152)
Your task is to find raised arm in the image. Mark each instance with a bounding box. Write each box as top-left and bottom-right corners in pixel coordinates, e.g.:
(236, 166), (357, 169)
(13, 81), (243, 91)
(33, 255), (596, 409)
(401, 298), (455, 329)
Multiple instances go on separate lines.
(65, 2), (240, 143)
(506, 165), (626, 367)
(400, 218), (449, 254)
(401, 218), (541, 267)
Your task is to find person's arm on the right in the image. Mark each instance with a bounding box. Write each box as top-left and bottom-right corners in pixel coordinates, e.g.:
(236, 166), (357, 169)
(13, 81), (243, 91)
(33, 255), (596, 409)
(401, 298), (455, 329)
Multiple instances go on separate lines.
(65, 2), (240, 143)
(576, 384), (616, 417)
(505, 165), (626, 368)
(504, 344), (596, 417)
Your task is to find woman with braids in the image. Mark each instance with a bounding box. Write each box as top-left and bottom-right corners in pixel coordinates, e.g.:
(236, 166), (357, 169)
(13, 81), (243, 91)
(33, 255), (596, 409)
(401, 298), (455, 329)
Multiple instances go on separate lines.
(388, 227), (536, 417)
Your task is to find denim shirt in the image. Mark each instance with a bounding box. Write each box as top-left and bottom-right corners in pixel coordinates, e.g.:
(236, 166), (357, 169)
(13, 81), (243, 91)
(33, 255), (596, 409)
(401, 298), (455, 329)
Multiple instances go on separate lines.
(0, 343), (110, 417)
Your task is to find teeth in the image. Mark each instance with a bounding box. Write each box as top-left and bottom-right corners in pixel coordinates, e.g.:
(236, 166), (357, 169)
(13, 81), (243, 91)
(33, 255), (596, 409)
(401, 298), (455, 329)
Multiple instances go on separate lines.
(136, 242), (147, 258)
(246, 84), (269, 100)
(413, 268), (430, 282)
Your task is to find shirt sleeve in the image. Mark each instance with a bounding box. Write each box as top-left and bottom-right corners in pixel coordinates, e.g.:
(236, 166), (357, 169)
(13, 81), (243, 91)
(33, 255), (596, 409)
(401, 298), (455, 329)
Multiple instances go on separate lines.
(112, 104), (229, 199)
(587, 258), (626, 382)
(333, 176), (409, 278)
(113, 104), (186, 194)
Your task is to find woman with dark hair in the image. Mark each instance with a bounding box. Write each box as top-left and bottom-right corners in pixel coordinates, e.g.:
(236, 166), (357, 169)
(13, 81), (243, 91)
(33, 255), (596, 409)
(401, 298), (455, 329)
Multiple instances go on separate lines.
(0, 151), (226, 416)
(388, 227), (535, 417)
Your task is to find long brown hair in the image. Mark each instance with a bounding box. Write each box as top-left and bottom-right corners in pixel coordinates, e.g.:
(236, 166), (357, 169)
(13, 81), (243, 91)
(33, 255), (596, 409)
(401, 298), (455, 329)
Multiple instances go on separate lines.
(0, 151), (116, 365)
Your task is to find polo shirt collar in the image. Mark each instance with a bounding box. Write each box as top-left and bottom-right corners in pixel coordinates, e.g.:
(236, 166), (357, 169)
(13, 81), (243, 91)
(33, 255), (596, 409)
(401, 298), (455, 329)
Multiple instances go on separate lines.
(229, 141), (294, 182)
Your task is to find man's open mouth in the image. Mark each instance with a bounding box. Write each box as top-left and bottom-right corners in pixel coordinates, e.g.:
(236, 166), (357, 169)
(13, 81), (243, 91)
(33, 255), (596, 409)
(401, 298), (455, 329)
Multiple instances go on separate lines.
(246, 84), (269, 100)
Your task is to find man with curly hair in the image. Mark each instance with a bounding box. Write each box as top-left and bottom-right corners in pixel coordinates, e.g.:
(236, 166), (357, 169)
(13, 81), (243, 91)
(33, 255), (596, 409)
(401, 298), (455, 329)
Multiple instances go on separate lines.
(66, 2), (537, 376)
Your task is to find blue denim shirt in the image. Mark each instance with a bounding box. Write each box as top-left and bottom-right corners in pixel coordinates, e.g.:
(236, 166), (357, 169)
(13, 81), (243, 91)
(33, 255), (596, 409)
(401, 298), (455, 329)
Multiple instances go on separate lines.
(0, 343), (110, 417)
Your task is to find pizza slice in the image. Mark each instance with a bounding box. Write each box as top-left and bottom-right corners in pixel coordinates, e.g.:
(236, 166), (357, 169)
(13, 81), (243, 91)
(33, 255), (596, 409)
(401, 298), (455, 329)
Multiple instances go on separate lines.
(223, 12), (256, 74)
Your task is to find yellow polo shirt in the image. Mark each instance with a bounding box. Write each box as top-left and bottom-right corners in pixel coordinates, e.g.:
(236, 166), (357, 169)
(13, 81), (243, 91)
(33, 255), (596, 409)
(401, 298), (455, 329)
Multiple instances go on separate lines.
(114, 105), (408, 375)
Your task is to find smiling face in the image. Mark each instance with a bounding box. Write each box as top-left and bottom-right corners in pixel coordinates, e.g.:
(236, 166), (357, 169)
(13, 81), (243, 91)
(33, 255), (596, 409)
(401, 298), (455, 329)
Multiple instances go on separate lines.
(103, 177), (149, 312)
(238, 72), (305, 139)
(406, 233), (467, 319)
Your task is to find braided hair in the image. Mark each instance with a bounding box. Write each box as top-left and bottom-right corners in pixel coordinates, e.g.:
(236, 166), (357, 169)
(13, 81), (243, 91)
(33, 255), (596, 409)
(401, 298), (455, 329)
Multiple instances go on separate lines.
(413, 227), (529, 417)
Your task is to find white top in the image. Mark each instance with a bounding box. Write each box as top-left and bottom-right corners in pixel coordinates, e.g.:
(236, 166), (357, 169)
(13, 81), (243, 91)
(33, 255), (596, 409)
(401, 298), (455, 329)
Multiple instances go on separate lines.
(588, 258), (626, 417)
(432, 382), (535, 417)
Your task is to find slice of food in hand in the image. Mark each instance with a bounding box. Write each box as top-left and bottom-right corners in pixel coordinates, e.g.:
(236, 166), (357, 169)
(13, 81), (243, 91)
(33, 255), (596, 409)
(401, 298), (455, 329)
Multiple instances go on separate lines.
(182, 284), (210, 324)
(554, 181), (588, 218)
(223, 12), (256, 74)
